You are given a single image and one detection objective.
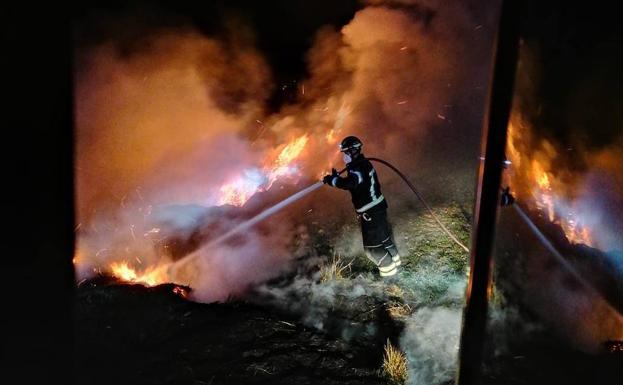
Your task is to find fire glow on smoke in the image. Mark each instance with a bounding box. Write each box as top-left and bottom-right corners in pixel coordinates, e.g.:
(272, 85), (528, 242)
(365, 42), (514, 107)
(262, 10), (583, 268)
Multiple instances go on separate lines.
(506, 117), (593, 246)
(105, 134), (315, 286)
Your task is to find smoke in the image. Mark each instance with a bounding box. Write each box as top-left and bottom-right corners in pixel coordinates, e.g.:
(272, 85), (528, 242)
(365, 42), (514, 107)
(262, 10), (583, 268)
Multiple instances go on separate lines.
(254, 241), (469, 385)
(401, 307), (461, 385)
(286, 0), (495, 194)
(572, 142), (623, 253)
(184, 223), (296, 303)
(397, 261), (466, 385)
(508, 0), (623, 254)
(75, 31), (270, 220)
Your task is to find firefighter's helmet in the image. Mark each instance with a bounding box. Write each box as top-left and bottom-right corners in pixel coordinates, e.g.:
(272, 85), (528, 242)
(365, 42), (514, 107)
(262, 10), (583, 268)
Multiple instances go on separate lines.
(339, 136), (363, 154)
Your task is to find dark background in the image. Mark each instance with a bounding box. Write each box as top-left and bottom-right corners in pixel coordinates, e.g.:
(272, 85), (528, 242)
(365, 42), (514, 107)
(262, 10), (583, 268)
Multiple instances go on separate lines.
(73, 0), (362, 111)
(518, 0), (623, 150)
(2, 1), (622, 384)
(3, 5), (74, 385)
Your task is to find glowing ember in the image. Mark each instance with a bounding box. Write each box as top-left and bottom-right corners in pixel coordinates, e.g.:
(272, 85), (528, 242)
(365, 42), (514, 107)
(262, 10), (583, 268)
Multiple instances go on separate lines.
(109, 261), (170, 286)
(172, 286), (189, 298)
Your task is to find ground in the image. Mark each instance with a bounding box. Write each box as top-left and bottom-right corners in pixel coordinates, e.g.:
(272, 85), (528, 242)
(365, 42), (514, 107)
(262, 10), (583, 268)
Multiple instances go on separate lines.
(74, 200), (622, 385)
(75, 280), (387, 385)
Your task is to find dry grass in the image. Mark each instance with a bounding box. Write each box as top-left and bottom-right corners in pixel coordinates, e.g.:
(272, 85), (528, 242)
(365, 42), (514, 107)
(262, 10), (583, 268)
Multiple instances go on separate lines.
(387, 302), (412, 318)
(385, 284), (405, 298)
(382, 339), (408, 384)
(319, 254), (352, 282)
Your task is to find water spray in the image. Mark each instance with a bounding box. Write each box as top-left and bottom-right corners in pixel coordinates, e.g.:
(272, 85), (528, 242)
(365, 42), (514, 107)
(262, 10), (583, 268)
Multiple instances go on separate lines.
(168, 181), (324, 276)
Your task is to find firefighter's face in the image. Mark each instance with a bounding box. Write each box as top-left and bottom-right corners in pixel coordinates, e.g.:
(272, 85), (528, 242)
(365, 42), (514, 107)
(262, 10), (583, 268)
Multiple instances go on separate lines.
(341, 148), (359, 164)
(344, 148), (359, 157)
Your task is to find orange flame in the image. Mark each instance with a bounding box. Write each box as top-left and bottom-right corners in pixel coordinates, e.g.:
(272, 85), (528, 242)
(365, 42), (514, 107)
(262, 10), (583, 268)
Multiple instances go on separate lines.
(507, 118), (593, 246)
(78, 133), (313, 288)
(218, 183), (259, 207)
(273, 135), (309, 167)
(109, 261), (170, 286)
(218, 134), (309, 206)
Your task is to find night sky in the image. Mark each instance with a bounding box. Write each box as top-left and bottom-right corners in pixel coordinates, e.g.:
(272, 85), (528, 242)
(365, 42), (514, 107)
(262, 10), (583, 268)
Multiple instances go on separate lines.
(72, 0), (362, 110)
(518, 0), (623, 149)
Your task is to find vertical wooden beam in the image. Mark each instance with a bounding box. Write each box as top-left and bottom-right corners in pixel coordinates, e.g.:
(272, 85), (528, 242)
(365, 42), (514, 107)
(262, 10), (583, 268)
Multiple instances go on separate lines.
(456, 1), (520, 384)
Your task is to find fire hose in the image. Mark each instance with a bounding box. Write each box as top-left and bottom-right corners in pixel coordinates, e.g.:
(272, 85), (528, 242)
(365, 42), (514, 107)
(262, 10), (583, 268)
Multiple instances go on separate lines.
(337, 157), (470, 253)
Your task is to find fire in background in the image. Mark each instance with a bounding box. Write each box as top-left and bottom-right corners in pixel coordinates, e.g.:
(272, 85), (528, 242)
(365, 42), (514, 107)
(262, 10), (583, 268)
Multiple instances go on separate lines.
(504, 41), (623, 254)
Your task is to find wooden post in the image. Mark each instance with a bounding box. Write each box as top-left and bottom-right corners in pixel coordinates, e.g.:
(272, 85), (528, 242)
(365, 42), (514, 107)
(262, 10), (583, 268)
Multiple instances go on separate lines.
(456, 1), (520, 384)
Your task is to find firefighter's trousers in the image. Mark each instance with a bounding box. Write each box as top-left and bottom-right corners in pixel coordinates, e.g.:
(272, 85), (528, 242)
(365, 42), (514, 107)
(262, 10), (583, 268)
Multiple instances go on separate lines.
(359, 208), (401, 277)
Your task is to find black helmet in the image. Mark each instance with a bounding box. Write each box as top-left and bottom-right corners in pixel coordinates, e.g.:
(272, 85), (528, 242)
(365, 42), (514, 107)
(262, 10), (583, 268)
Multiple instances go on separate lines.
(339, 136), (363, 153)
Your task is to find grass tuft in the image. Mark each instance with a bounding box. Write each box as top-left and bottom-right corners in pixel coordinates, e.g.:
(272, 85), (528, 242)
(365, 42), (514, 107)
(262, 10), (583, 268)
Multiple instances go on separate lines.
(382, 339), (408, 384)
(319, 254), (352, 282)
(387, 302), (412, 318)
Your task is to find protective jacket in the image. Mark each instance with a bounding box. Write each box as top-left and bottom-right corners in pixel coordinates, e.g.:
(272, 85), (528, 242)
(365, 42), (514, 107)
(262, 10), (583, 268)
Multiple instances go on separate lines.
(331, 156), (388, 213)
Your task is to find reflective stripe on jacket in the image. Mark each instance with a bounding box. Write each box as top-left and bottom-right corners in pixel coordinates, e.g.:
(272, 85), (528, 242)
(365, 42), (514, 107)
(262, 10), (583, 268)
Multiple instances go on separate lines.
(332, 156), (387, 213)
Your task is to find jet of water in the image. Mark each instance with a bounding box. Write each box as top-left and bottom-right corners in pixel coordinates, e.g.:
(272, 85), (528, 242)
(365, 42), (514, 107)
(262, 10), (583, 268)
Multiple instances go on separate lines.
(168, 181), (324, 276)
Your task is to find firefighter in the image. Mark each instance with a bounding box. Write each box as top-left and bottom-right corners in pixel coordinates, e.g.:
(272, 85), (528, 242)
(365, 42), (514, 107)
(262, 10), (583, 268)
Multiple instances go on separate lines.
(322, 136), (401, 278)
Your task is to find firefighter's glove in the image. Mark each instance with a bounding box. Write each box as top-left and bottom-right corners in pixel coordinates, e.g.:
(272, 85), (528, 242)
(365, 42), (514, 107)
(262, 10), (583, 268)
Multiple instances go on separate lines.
(323, 168), (340, 185)
(322, 174), (334, 185)
(500, 187), (515, 206)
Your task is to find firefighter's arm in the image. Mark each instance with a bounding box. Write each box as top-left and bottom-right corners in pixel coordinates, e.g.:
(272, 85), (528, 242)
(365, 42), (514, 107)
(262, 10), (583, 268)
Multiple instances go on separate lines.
(324, 169), (361, 190)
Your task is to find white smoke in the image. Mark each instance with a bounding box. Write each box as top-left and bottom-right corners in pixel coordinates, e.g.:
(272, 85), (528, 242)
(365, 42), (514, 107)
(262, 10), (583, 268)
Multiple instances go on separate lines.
(401, 307), (462, 385)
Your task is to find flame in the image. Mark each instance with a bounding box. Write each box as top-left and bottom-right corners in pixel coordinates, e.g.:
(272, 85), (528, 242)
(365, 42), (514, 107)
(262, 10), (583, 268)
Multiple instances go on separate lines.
(218, 134), (309, 206)
(531, 160), (555, 222)
(172, 286), (189, 298)
(507, 118), (593, 246)
(218, 169), (266, 207)
(109, 261), (170, 286)
(76, 133), (312, 288)
(326, 129), (337, 144)
(273, 135), (309, 167)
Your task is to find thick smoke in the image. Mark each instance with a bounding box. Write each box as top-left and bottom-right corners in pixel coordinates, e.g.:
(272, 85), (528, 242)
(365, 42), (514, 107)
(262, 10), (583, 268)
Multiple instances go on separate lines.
(572, 142), (623, 253)
(278, 0), (495, 201)
(75, 31), (270, 220)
